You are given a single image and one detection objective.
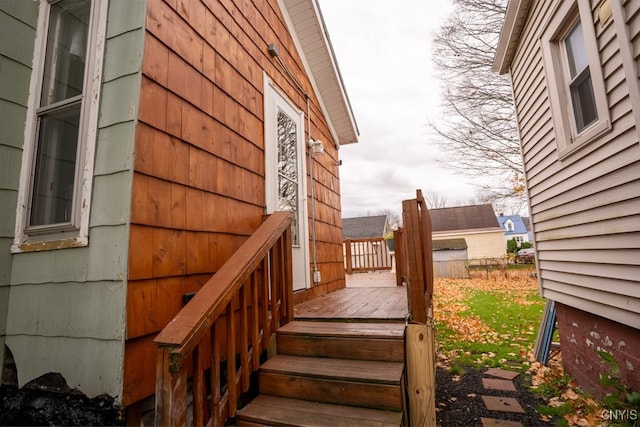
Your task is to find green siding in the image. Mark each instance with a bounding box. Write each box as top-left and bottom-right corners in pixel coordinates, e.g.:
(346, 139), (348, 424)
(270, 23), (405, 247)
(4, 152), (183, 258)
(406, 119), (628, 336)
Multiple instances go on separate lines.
(0, 99), (28, 150)
(0, 10), (37, 66)
(8, 335), (124, 399)
(0, 145), (22, 190)
(91, 172), (133, 227)
(11, 246), (92, 284)
(0, 238), (12, 283)
(104, 29), (144, 82)
(94, 121), (136, 175)
(6, 281), (125, 339)
(98, 74), (141, 128)
(3, 0), (146, 403)
(106, 0), (146, 39)
(0, 0), (38, 387)
(0, 57), (32, 105)
(0, 189), (17, 237)
(0, 2), (38, 28)
(86, 225), (129, 282)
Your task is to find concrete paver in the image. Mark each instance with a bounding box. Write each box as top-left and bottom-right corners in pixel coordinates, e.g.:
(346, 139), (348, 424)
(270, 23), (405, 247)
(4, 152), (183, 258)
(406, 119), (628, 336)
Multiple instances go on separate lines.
(481, 417), (524, 427)
(484, 368), (520, 380)
(482, 377), (517, 392)
(481, 395), (525, 414)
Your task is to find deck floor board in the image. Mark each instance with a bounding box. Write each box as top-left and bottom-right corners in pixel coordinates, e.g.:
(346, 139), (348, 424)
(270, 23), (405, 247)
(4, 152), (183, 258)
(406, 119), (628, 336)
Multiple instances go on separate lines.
(294, 280), (407, 322)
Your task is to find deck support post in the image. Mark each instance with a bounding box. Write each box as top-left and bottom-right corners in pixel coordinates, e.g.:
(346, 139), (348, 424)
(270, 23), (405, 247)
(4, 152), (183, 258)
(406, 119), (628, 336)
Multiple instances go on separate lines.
(405, 322), (436, 426)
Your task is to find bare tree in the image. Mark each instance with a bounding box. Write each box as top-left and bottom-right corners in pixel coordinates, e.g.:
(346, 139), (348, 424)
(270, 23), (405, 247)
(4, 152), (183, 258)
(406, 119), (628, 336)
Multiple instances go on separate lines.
(430, 0), (525, 205)
(423, 192), (449, 209)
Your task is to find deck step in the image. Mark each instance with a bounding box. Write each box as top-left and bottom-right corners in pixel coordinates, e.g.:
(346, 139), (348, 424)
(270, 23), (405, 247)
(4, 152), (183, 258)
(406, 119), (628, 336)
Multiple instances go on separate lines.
(235, 395), (402, 427)
(258, 355), (403, 411)
(276, 320), (405, 361)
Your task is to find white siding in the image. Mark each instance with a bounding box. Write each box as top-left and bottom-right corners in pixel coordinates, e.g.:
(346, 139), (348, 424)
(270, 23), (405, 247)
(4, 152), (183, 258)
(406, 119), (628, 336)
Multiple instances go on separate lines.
(510, 0), (640, 329)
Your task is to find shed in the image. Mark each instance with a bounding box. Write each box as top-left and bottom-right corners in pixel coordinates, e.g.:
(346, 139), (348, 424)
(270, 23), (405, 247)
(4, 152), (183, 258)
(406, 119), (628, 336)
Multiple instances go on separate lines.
(432, 238), (469, 279)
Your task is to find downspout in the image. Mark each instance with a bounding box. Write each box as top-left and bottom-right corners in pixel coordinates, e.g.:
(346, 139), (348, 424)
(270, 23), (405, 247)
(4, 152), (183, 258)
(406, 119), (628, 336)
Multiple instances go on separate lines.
(306, 95), (320, 283)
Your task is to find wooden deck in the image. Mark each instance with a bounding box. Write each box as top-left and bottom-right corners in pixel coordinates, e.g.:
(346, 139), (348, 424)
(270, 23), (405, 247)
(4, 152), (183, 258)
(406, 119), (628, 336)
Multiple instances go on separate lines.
(293, 272), (407, 322)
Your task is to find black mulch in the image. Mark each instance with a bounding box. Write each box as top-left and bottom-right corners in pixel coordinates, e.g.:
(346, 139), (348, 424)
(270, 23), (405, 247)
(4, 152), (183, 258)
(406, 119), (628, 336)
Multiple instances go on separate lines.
(0, 373), (121, 426)
(436, 366), (556, 427)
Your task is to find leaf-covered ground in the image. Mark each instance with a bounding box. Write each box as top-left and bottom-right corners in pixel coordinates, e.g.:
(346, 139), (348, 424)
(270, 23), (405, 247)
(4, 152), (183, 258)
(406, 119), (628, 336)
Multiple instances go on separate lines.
(434, 269), (609, 427)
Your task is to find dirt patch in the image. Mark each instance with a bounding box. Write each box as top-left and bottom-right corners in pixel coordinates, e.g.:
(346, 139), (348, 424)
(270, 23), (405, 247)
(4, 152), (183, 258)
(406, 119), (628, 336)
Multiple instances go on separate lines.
(436, 366), (555, 426)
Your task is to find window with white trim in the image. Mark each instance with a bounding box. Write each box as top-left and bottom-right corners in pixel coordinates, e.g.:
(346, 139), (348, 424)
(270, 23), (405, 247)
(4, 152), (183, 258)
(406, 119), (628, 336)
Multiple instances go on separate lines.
(13, 0), (106, 251)
(540, 0), (611, 158)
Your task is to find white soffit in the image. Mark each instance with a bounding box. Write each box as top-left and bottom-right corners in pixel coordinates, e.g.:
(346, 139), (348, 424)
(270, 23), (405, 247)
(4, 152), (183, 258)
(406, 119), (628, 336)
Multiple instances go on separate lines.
(281, 0), (359, 145)
(493, 0), (531, 75)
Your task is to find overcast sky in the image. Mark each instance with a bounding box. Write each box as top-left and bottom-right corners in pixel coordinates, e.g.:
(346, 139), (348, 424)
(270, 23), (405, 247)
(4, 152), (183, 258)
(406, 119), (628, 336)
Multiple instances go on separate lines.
(318, 1), (480, 219)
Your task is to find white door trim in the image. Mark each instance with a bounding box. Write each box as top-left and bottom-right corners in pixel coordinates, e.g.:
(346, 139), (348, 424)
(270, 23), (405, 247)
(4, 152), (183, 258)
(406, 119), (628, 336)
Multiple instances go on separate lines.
(264, 73), (310, 291)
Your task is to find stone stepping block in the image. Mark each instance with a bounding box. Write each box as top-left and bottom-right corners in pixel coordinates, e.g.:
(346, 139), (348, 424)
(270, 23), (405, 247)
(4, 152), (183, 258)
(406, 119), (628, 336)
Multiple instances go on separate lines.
(484, 368), (519, 380)
(482, 377), (517, 392)
(481, 395), (525, 414)
(481, 417), (524, 427)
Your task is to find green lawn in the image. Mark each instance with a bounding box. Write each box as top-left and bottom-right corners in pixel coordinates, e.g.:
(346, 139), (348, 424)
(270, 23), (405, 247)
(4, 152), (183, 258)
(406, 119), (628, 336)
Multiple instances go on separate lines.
(434, 269), (545, 372)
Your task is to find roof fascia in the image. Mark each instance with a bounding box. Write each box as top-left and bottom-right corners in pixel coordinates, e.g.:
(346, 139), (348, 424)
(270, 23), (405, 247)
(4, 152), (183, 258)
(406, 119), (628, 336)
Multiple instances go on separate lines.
(279, 0), (359, 145)
(493, 0), (531, 75)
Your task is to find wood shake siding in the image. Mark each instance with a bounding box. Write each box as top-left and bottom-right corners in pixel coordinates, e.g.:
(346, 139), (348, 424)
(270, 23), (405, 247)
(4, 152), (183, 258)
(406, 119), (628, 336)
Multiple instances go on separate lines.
(509, 0), (640, 330)
(124, 0), (345, 405)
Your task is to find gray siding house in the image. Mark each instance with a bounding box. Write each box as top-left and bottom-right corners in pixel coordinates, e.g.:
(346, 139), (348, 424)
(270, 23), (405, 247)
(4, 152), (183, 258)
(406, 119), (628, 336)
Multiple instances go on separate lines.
(494, 0), (640, 395)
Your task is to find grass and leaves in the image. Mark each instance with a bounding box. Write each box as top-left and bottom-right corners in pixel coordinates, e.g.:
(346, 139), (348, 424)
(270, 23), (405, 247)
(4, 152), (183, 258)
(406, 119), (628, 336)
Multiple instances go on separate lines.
(433, 267), (621, 426)
(434, 267), (544, 372)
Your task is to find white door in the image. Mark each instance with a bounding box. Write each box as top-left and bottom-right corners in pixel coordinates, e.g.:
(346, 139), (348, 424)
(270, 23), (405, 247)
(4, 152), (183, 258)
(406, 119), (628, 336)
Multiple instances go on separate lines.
(264, 77), (310, 291)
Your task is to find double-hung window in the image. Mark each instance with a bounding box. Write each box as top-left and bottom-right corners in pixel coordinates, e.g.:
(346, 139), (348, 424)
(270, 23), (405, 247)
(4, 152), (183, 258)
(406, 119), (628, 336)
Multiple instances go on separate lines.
(540, 0), (611, 159)
(13, 0), (107, 251)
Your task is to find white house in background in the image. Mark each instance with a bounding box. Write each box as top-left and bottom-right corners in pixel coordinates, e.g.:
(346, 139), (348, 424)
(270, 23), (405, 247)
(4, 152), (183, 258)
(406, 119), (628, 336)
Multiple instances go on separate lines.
(429, 205), (505, 259)
(494, 0), (640, 396)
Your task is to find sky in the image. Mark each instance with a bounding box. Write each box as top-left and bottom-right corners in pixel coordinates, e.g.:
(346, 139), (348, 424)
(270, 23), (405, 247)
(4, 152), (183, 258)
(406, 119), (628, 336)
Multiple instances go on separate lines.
(318, 1), (481, 219)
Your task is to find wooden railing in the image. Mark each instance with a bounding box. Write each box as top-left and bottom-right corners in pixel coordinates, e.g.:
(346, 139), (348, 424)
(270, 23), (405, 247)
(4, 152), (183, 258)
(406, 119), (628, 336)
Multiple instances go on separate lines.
(153, 212), (294, 426)
(400, 190), (433, 323)
(398, 190), (436, 426)
(343, 237), (393, 273)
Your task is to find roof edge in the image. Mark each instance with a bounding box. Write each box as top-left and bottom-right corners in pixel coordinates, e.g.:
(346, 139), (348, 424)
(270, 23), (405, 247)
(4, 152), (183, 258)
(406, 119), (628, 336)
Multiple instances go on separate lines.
(493, 0), (531, 75)
(280, 0), (359, 145)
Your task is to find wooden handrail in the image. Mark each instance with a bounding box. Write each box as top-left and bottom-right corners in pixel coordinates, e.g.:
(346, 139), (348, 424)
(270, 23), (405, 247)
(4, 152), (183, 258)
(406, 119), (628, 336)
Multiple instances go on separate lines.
(154, 211), (294, 426)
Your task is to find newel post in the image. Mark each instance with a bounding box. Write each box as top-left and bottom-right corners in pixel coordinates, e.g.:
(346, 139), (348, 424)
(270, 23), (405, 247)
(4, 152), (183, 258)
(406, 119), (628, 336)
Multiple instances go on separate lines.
(344, 238), (353, 274)
(402, 189), (436, 427)
(155, 347), (187, 427)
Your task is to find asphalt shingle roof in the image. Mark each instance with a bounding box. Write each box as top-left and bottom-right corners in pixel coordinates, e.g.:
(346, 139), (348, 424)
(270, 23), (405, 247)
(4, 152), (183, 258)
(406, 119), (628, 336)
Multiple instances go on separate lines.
(429, 204), (500, 232)
(342, 215), (388, 239)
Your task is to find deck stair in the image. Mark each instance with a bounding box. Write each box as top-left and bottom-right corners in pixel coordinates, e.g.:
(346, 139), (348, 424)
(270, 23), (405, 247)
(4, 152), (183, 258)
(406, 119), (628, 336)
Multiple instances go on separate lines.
(235, 320), (406, 426)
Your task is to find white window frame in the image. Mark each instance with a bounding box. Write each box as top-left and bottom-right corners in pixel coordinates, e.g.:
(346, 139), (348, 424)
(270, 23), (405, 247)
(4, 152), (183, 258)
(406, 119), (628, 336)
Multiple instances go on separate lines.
(505, 219), (514, 232)
(540, 0), (611, 160)
(12, 0), (108, 253)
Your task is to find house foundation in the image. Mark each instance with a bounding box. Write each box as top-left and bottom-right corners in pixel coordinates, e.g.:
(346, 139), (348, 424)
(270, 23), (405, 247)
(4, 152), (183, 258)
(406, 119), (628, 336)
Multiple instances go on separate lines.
(556, 303), (640, 398)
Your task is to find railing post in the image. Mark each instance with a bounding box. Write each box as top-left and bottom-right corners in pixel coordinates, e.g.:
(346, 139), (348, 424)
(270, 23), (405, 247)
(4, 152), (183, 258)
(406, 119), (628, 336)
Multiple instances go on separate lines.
(282, 225), (294, 322)
(155, 348), (187, 427)
(402, 189), (436, 427)
(344, 238), (353, 274)
(394, 228), (405, 286)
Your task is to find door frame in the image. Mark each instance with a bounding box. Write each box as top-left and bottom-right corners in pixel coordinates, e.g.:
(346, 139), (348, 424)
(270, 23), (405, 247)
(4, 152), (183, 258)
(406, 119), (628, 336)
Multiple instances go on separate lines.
(263, 74), (310, 291)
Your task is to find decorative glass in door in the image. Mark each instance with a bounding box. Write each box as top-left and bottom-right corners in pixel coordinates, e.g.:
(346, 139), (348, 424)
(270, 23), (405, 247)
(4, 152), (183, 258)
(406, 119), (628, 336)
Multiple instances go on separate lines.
(277, 108), (299, 246)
